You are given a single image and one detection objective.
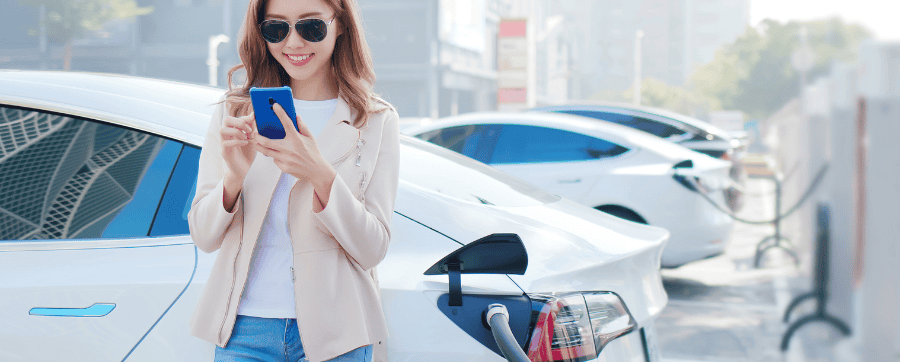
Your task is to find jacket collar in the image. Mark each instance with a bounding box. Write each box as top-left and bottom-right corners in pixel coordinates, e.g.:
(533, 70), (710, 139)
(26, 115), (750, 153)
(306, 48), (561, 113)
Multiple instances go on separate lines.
(326, 94), (391, 125)
(317, 96), (362, 164)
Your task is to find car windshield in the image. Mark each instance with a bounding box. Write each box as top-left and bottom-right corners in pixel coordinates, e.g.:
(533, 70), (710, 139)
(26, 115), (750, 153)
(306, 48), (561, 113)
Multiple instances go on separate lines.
(399, 136), (560, 207)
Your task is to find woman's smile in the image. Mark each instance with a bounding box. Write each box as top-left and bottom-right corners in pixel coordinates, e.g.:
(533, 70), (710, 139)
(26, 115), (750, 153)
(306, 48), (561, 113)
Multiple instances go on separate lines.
(284, 52), (314, 67)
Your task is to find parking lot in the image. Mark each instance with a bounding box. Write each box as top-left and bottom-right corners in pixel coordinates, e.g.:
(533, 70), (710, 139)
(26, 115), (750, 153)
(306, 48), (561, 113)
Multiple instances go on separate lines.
(655, 175), (847, 362)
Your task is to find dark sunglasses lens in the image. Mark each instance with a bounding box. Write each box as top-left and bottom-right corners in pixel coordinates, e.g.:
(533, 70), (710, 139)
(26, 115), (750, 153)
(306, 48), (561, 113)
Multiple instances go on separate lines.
(296, 19), (328, 42)
(261, 21), (290, 43)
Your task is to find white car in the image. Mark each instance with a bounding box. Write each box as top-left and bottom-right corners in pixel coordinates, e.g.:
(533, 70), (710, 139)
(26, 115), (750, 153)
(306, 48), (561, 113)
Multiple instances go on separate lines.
(531, 104), (749, 211)
(0, 71), (669, 362)
(405, 112), (735, 268)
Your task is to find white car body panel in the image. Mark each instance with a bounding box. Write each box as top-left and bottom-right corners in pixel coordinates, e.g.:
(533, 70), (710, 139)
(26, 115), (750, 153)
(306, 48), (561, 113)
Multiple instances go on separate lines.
(406, 112), (734, 267)
(0, 71), (669, 361)
(0, 240), (194, 361)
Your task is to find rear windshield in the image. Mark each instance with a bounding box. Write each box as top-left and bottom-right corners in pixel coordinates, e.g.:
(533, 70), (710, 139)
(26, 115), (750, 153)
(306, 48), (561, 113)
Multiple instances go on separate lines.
(399, 136), (560, 207)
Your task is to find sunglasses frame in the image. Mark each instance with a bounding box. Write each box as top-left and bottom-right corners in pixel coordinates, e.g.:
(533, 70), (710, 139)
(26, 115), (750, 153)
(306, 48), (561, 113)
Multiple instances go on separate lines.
(258, 16), (336, 44)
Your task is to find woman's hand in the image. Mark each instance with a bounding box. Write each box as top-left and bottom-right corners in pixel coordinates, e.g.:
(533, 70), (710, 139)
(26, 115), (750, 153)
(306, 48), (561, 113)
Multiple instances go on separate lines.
(220, 112), (256, 181)
(251, 103), (336, 210)
(220, 112), (256, 211)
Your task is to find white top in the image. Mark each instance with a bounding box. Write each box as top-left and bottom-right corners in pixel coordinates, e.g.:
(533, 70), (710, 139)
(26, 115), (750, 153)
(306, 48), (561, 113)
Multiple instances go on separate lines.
(237, 97), (338, 318)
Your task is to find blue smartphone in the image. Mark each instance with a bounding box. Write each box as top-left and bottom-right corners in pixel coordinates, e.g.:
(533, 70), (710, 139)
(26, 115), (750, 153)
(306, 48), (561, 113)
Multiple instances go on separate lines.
(250, 86), (297, 139)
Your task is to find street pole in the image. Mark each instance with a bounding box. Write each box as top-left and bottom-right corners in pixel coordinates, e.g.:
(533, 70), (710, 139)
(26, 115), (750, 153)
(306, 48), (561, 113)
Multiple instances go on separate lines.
(207, 35), (230, 87)
(797, 27), (810, 116)
(633, 30), (644, 106)
(39, 5), (47, 70)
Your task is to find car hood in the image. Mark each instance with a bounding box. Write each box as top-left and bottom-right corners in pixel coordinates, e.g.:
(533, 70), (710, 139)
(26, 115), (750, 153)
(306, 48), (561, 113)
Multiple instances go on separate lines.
(395, 183), (670, 323)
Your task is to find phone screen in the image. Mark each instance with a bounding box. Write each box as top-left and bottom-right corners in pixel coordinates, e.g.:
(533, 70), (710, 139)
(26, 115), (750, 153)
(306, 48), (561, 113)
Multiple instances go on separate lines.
(249, 86), (298, 139)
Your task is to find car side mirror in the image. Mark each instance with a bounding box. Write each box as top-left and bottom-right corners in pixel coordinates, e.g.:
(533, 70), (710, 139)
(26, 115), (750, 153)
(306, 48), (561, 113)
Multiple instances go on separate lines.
(673, 159), (693, 169)
(424, 233), (528, 307)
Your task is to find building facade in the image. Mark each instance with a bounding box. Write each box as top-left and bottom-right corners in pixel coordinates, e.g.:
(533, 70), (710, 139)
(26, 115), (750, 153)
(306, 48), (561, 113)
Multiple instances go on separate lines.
(1, 0), (513, 119)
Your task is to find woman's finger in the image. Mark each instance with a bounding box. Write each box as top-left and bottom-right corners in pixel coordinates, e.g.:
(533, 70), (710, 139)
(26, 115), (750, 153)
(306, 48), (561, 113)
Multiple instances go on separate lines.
(220, 127), (248, 140)
(254, 134), (278, 150)
(252, 142), (277, 158)
(240, 112), (256, 133)
(294, 115), (313, 138)
(222, 139), (249, 147)
(225, 115), (253, 133)
(272, 103), (300, 136)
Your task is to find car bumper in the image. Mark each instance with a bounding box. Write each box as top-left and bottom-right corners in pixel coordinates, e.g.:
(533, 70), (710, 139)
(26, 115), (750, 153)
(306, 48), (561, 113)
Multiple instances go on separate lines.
(653, 191), (734, 268)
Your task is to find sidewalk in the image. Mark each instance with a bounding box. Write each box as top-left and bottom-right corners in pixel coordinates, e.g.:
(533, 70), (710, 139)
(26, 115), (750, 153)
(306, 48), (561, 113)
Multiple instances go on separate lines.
(654, 176), (852, 362)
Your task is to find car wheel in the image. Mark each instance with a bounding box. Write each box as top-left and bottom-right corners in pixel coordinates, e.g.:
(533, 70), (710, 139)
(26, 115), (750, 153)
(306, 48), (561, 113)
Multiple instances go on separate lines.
(595, 205), (648, 224)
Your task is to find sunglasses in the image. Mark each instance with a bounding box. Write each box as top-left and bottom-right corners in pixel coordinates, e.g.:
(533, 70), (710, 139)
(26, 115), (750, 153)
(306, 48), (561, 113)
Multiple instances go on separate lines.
(259, 16), (335, 43)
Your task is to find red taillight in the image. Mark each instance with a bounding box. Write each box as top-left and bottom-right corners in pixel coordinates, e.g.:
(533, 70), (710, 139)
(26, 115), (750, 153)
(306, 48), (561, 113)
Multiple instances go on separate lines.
(526, 292), (636, 362)
(527, 296), (595, 361)
(720, 152), (731, 161)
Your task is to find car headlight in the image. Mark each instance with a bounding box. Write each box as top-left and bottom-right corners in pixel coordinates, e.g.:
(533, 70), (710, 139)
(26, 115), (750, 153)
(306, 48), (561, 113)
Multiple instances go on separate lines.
(526, 292), (636, 362)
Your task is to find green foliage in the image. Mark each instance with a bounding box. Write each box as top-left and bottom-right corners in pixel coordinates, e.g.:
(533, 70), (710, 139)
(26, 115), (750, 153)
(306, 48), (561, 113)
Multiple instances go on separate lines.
(18, 0), (153, 43)
(591, 77), (721, 118)
(620, 77), (721, 117)
(691, 17), (873, 119)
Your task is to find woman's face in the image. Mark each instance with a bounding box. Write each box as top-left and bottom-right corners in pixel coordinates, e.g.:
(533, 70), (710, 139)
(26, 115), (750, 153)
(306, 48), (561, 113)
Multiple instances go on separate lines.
(263, 0), (341, 90)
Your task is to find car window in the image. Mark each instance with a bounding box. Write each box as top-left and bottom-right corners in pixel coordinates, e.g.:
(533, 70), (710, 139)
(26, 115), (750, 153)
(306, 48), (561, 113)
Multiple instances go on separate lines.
(0, 105), (183, 242)
(417, 125), (483, 156)
(400, 137), (560, 207)
(489, 124), (628, 164)
(563, 110), (687, 139)
(149, 146), (200, 237)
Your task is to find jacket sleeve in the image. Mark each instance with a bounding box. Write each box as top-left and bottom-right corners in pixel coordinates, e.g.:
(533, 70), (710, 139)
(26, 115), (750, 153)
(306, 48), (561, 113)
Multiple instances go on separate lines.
(313, 110), (400, 271)
(187, 98), (245, 254)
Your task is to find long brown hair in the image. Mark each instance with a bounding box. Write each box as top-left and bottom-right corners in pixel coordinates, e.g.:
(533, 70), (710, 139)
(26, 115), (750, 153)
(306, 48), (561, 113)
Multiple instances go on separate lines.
(222, 0), (376, 127)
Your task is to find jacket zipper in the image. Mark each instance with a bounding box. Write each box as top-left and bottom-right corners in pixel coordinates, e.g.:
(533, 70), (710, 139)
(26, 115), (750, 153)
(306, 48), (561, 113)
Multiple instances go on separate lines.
(355, 139), (366, 166)
(219, 192), (245, 345)
(286, 179), (308, 352)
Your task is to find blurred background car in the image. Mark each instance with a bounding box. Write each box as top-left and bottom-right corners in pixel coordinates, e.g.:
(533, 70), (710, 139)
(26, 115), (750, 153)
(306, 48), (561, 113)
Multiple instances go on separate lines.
(405, 112), (735, 268)
(532, 103), (748, 212)
(398, 116), (435, 133)
(0, 71), (669, 362)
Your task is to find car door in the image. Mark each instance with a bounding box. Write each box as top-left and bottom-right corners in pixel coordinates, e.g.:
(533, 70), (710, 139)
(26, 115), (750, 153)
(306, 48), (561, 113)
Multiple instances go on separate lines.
(0, 106), (197, 361)
(484, 124), (629, 201)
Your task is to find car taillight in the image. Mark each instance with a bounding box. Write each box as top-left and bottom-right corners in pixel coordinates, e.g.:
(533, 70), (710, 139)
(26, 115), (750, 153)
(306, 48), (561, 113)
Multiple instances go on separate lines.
(526, 292), (636, 362)
(720, 151), (731, 161)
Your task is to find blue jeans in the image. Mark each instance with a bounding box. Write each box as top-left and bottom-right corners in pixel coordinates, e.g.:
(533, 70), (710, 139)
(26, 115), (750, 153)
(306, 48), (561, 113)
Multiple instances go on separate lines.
(215, 315), (372, 362)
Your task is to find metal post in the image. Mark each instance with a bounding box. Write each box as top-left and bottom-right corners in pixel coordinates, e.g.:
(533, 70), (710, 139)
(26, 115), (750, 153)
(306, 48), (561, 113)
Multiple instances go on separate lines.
(633, 30), (643, 106)
(39, 5), (48, 70)
(207, 35), (230, 87)
(780, 203), (851, 351)
(754, 174), (800, 268)
(800, 27), (807, 115)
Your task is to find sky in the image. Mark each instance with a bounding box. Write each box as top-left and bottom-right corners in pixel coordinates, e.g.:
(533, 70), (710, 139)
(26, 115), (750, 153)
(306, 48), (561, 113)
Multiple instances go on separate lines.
(750, 0), (899, 40)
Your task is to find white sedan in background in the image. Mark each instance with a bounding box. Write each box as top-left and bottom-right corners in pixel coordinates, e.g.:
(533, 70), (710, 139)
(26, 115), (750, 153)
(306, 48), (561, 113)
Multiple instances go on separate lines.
(406, 112), (735, 268)
(0, 71), (669, 362)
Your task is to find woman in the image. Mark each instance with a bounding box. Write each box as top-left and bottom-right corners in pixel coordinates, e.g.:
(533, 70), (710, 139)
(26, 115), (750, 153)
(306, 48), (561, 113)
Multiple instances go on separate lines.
(187, 0), (398, 360)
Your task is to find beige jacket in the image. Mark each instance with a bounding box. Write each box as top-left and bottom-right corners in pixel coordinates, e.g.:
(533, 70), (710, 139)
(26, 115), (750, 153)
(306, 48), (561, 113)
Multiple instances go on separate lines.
(187, 94), (399, 362)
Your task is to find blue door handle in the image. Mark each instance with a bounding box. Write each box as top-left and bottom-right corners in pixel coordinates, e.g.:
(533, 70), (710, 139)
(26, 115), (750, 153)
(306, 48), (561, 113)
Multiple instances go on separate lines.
(30, 303), (116, 317)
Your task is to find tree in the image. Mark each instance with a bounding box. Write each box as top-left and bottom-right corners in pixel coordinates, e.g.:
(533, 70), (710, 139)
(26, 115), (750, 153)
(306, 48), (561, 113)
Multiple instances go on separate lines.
(691, 17), (873, 119)
(593, 77), (721, 118)
(19, 0), (153, 70)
